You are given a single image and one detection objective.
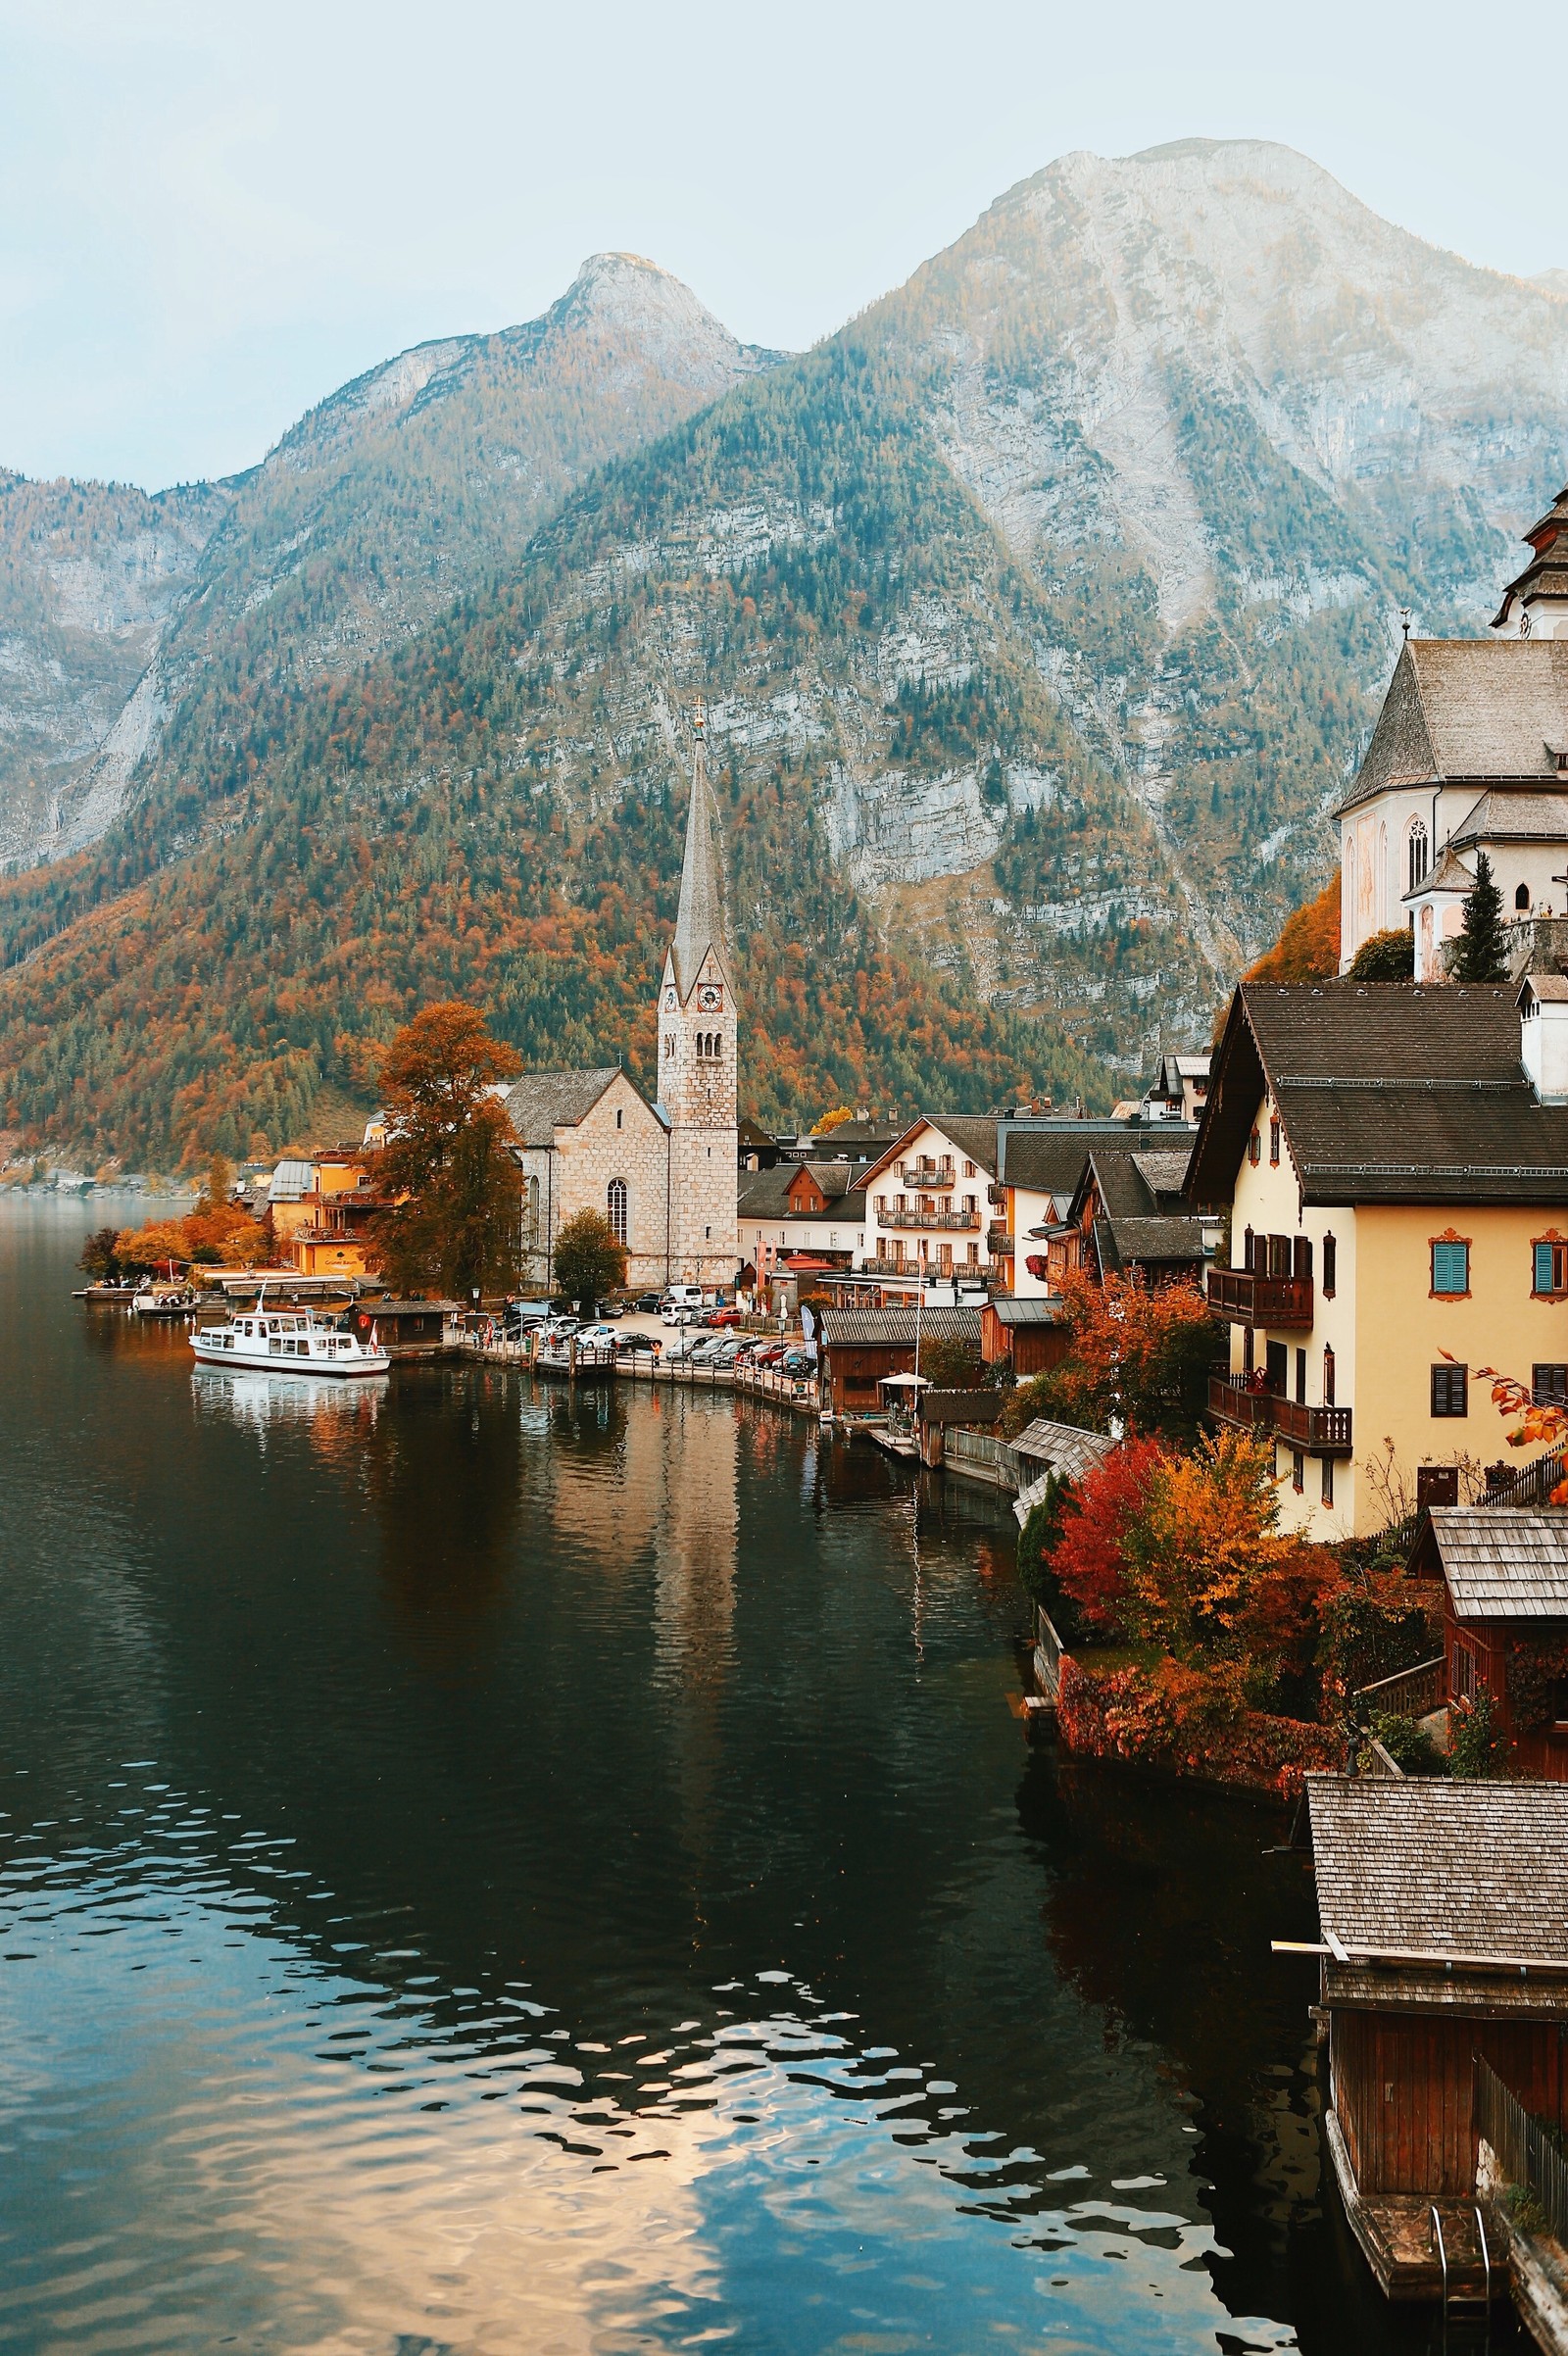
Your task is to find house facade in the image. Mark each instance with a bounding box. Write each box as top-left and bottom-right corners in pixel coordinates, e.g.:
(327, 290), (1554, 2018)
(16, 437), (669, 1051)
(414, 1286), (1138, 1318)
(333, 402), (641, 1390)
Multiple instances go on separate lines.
(1188, 981), (1568, 1539)
(856, 1119), (999, 1297)
(737, 1158), (870, 1289)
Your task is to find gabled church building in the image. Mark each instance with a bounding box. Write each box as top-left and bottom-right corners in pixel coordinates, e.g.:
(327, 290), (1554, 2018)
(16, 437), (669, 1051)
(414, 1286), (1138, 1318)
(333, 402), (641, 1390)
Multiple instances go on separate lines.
(1338, 491), (1568, 981)
(506, 706), (739, 1294)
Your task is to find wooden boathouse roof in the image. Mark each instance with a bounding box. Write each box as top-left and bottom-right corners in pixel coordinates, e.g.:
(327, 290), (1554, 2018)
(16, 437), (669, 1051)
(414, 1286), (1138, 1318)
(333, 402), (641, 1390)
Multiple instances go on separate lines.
(1307, 1773), (1568, 2011)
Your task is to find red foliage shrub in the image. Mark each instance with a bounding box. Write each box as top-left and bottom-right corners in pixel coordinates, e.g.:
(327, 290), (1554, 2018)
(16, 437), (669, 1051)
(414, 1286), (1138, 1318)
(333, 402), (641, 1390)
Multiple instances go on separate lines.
(1051, 1435), (1166, 1633)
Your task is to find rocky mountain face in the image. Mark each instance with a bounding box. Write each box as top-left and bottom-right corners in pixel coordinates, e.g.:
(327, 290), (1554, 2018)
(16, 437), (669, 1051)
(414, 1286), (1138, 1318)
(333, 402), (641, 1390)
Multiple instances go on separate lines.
(0, 472), (232, 867)
(4, 140), (1568, 1161)
(0, 254), (776, 869)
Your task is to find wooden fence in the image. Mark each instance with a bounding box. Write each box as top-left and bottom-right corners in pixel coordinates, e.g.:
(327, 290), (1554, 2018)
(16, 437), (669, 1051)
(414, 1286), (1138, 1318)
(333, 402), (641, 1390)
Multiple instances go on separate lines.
(944, 1428), (1022, 1493)
(1475, 2053), (1568, 2247)
(1483, 1444), (1568, 1509)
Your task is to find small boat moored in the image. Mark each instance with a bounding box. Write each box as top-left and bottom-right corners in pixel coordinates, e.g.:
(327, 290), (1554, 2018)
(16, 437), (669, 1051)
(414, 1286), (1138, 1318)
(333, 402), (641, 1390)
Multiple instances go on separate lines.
(132, 1279), (200, 1317)
(191, 1295), (389, 1377)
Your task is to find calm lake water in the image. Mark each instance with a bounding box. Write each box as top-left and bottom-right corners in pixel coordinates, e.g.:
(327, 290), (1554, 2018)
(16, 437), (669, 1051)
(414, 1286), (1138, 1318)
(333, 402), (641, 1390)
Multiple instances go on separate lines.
(0, 1198), (1476, 2354)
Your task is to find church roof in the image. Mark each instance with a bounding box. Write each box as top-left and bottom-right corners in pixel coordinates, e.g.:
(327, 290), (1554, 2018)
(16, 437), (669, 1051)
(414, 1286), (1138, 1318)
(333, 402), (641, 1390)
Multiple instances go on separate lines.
(504, 1068), (660, 1147)
(670, 718), (729, 997)
(1400, 842), (1474, 903)
(1449, 789), (1568, 847)
(1335, 639), (1568, 818)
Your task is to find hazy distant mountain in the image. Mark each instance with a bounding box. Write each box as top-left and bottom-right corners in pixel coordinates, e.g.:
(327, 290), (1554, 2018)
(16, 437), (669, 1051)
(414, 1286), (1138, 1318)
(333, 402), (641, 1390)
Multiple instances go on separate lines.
(0, 254), (777, 868)
(5, 139), (1568, 1163)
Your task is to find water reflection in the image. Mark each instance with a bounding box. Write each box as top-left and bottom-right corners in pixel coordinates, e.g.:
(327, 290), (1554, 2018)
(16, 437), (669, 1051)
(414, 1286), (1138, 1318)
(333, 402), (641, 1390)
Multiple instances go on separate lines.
(2, 1202), (1494, 2354)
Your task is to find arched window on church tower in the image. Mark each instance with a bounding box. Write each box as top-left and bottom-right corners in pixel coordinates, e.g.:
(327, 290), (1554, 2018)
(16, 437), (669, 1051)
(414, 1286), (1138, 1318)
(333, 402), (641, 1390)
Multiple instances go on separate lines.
(663, 1032), (674, 1059)
(607, 1178), (628, 1248)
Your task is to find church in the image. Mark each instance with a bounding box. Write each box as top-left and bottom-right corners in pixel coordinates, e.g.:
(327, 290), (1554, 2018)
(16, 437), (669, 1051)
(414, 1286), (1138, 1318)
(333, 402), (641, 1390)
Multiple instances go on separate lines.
(1338, 490), (1568, 978)
(504, 706), (739, 1293)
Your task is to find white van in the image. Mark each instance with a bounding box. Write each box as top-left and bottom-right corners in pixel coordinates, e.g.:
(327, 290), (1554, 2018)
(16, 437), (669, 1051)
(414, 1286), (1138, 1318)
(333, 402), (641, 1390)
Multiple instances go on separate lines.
(663, 1285), (705, 1308)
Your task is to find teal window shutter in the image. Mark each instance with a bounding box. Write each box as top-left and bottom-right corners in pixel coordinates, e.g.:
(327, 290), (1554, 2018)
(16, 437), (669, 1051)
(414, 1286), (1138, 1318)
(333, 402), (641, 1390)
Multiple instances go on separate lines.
(1537, 1242), (1557, 1295)
(1433, 1241), (1469, 1295)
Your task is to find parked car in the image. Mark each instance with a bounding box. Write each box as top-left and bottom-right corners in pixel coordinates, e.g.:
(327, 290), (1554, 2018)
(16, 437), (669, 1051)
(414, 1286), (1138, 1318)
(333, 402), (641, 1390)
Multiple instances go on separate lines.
(594, 1301), (623, 1320)
(752, 1343), (786, 1366)
(780, 1350), (811, 1374)
(539, 1317), (581, 1344)
(633, 1293), (662, 1313)
(708, 1306), (742, 1329)
(661, 1305), (698, 1328)
(575, 1324), (620, 1349)
(615, 1331), (657, 1355)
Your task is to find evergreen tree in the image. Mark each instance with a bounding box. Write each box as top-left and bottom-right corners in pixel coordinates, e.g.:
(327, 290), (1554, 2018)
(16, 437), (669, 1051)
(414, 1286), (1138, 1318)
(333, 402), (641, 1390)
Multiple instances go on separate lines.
(1452, 852), (1509, 983)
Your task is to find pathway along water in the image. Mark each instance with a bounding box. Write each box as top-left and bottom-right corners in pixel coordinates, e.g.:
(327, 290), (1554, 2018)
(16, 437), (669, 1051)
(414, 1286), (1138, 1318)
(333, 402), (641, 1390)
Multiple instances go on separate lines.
(0, 1198), (1494, 2354)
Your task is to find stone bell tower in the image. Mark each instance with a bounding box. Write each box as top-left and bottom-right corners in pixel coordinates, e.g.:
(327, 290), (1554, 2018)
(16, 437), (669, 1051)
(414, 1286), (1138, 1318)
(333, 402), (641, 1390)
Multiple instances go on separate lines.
(658, 699), (738, 1285)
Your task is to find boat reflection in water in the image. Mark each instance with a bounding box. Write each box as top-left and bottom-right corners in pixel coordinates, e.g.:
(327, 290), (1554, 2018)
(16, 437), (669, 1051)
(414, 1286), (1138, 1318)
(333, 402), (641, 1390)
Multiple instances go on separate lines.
(191, 1363), (389, 1443)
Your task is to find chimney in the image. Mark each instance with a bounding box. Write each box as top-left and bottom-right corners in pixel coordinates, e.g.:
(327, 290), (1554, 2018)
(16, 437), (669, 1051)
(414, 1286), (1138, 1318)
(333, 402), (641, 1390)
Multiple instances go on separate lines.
(1519, 975), (1568, 1102)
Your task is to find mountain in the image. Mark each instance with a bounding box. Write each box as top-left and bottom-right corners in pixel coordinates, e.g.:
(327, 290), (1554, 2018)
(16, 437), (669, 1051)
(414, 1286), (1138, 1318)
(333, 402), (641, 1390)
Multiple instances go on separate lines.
(0, 253), (777, 871)
(0, 471), (232, 868)
(4, 138), (1568, 1166)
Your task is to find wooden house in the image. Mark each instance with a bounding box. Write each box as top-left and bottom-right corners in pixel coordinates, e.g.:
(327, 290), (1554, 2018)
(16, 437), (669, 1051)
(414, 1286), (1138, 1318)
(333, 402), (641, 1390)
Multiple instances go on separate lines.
(980, 1295), (1067, 1377)
(816, 1306), (982, 1420)
(1407, 1508), (1568, 1779)
(351, 1299), (463, 1359)
(1066, 1146), (1211, 1286)
(1303, 1773), (1568, 2301)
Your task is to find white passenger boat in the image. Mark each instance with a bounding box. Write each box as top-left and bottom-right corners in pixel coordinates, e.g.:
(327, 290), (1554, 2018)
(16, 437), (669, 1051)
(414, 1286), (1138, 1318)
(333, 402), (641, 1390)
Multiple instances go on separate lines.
(190, 1295), (390, 1377)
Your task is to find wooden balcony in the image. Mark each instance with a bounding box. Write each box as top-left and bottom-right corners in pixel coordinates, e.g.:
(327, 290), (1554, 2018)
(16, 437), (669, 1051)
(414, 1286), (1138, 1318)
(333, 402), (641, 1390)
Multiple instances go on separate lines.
(1207, 1370), (1352, 1456)
(901, 1160), (954, 1189)
(986, 1224), (1013, 1254)
(878, 1206), (980, 1232)
(1206, 1266), (1314, 1329)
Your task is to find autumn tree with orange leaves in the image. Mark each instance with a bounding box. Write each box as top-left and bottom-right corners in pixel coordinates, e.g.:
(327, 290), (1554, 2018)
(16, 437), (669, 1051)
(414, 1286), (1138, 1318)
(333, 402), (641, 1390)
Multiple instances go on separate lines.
(1003, 1267), (1222, 1444)
(368, 1002), (523, 1301)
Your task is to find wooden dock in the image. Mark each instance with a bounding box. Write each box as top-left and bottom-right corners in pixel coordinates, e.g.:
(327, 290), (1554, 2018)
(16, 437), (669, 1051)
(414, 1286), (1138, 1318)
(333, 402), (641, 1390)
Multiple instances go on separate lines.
(1325, 2112), (1502, 2305)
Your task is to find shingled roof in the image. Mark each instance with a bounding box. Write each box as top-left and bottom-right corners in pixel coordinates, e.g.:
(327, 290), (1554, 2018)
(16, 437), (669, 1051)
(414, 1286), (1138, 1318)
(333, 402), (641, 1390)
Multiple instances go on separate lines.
(505, 1069), (657, 1148)
(1409, 1507), (1568, 1618)
(818, 1307), (982, 1347)
(1335, 638), (1568, 819)
(998, 1131), (1099, 1200)
(1307, 1774), (1568, 2007)
(1188, 982), (1568, 1206)
(1010, 1418), (1117, 1479)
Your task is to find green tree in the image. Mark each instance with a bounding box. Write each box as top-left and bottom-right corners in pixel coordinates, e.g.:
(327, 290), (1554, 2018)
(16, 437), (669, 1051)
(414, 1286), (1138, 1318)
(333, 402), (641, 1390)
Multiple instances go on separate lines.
(1452, 851), (1509, 983)
(553, 1208), (627, 1309)
(368, 1001), (523, 1301)
(1347, 927), (1413, 980)
(919, 1335), (988, 1390)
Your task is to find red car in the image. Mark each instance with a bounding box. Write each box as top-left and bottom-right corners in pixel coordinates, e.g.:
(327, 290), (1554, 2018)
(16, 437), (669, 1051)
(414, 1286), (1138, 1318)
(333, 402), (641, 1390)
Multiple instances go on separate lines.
(708, 1306), (743, 1328)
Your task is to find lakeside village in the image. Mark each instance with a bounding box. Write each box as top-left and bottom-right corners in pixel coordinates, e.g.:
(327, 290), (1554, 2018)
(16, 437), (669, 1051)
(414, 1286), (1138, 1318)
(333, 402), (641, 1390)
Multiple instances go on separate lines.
(42, 501), (1568, 2339)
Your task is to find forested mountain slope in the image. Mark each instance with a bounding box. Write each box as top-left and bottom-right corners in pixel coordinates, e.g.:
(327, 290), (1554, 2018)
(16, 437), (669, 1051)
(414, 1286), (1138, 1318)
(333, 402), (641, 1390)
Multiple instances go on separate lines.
(4, 138), (1568, 1165)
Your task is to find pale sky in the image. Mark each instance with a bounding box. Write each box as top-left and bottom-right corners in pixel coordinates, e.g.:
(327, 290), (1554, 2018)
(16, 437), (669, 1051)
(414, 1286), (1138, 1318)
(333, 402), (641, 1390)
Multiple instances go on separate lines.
(3, 0), (1565, 492)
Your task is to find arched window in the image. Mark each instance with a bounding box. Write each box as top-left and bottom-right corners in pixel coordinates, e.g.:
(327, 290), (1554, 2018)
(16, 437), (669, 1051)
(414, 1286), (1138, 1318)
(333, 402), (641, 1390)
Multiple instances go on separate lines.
(1517, 882), (1532, 911)
(523, 1174), (540, 1244)
(607, 1178), (628, 1247)
(663, 1032), (674, 1059)
(1407, 819), (1429, 895)
(1377, 822), (1389, 927)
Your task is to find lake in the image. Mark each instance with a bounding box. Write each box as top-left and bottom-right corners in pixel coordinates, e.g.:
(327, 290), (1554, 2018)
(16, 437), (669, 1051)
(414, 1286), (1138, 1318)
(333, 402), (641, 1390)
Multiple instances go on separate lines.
(0, 1197), (1464, 2353)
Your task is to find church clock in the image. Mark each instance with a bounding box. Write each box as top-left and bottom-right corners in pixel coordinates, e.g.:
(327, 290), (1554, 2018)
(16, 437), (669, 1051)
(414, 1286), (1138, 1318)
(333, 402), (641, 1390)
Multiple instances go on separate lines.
(697, 984), (722, 1011)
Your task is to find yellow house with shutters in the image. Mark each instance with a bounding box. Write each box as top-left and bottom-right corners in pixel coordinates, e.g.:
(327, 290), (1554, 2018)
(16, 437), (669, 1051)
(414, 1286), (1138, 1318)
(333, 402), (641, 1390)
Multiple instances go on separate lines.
(1186, 979), (1568, 1539)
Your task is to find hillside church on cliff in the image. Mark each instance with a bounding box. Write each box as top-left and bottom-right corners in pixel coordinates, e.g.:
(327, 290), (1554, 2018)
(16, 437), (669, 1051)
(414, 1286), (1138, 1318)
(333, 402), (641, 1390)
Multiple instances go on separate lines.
(503, 708), (739, 1293)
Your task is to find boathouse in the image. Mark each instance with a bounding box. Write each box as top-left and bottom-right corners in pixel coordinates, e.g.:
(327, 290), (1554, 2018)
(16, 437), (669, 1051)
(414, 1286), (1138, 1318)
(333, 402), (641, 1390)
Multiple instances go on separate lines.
(979, 1295), (1066, 1378)
(1304, 1773), (1568, 2301)
(1407, 1508), (1568, 1779)
(816, 1306), (983, 1420)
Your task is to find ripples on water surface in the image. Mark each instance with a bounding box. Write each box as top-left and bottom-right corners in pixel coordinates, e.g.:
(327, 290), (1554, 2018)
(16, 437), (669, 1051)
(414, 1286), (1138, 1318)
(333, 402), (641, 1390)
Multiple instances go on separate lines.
(0, 1200), (1461, 2353)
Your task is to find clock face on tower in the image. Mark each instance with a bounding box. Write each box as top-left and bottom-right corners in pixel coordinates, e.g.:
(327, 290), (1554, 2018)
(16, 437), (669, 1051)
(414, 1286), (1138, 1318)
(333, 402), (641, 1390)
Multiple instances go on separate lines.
(664, 988), (677, 1009)
(697, 984), (722, 1011)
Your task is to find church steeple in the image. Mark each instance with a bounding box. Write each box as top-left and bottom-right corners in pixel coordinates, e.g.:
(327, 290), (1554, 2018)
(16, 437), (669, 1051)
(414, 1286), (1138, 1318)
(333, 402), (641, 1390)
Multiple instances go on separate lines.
(656, 696), (738, 1285)
(1494, 486), (1568, 638)
(670, 695), (729, 998)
